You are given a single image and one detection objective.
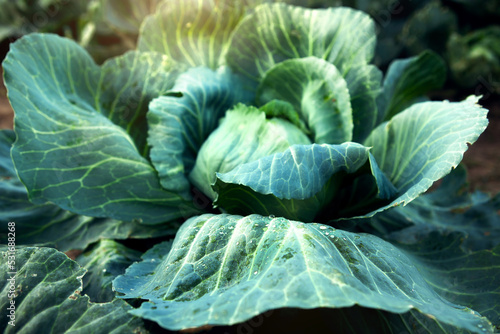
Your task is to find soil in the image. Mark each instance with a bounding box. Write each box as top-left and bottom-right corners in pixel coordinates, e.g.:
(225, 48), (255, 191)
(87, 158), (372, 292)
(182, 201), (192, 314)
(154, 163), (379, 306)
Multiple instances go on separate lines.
(0, 66), (499, 195)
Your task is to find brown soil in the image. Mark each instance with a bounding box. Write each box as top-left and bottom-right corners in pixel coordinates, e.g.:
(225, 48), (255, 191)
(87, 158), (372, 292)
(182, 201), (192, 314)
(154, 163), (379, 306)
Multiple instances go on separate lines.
(0, 68), (13, 129)
(0, 67), (499, 195)
(462, 98), (500, 194)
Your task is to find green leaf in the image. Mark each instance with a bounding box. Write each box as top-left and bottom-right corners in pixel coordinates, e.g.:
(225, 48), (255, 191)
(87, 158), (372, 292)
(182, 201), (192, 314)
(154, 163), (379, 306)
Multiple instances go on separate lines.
(3, 33), (198, 224)
(0, 247), (145, 333)
(346, 65), (383, 143)
(392, 232), (500, 331)
(113, 214), (494, 332)
(147, 66), (254, 197)
(360, 165), (500, 252)
(227, 4), (376, 84)
(363, 96), (489, 216)
(213, 143), (396, 222)
(377, 51), (447, 122)
(138, 0), (248, 68)
(0, 129), (176, 251)
(76, 240), (141, 303)
(257, 57), (353, 144)
(189, 104), (311, 199)
(258, 99), (310, 134)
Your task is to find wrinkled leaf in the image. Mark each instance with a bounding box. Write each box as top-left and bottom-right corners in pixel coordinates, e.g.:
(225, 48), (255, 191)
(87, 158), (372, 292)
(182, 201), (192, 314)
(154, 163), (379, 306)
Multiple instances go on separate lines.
(138, 0), (248, 68)
(3, 33), (198, 224)
(227, 4), (375, 84)
(190, 104), (311, 199)
(0, 129), (176, 252)
(394, 232), (500, 331)
(214, 143), (396, 222)
(76, 240), (142, 303)
(114, 214), (494, 332)
(257, 57), (353, 144)
(0, 247), (145, 333)
(363, 96), (488, 216)
(147, 66), (254, 197)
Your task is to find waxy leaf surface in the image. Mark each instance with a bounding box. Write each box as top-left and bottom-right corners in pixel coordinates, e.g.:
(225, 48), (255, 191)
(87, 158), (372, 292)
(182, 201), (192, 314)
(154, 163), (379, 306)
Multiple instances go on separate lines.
(3, 33), (198, 224)
(114, 214), (494, 332)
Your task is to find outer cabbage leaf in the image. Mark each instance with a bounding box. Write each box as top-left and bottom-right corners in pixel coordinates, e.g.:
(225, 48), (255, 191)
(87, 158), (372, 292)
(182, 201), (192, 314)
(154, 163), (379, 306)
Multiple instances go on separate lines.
(390, 232), (500, 331)
(213, 143), (396, 222)
(0, 247), (145, 333)
(113, 214), (494, 332)
(363, 96), (489, 217)
(189, 104), (311, 199)
(257, 57), (353, 144)
(3, 33), (198, 224)
(147, 66), (254, 196)
(0, 130), (175, 252)
(76, 240), (141, 303)
(227, 4), (376, 83)
(355, 165), (500, 252)
(138, 0), (248, 68)
(376, 51), (447, 122)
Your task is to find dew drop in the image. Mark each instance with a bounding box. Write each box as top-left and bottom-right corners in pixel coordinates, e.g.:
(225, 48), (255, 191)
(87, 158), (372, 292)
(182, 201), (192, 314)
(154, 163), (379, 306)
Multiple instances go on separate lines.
(236, 242), (240, 246)
(253, 271), (258, 275)
(319, 226), (327, 230)
(325, 232), (329, 236)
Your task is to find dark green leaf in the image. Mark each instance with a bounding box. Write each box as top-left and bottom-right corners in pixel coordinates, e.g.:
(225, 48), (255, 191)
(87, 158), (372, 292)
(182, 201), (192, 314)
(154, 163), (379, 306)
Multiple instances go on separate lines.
(3, 33), (198, 224)
(114, 214), (494, 332)
(76, 240), (142, 303)
(377, 51), (447, 122)
(0, 130), (176, 251)
(0, 247), (145, 333)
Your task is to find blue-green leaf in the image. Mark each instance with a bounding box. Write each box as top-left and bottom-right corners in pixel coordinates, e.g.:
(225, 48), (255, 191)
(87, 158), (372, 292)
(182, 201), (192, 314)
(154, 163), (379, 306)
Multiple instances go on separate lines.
(113, 214), (494, 332)
(257, 57), (353, 144)
(360, 165), (500, 252)
(76, 239), (141, 303)
(227, 4), (376, 84)
(392, 232), (500, 331)
(346, 65), (383, 143)
(3, 33), (198, 224)
(0, 247), (145, 333)
(147, 66), (254, 197)
(0, 130), (177, 251)
(189, 104), (311, 199)
(363, 96), (489, 216)
(377, 51), (447, 122)
(213, 143), (397, 222)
